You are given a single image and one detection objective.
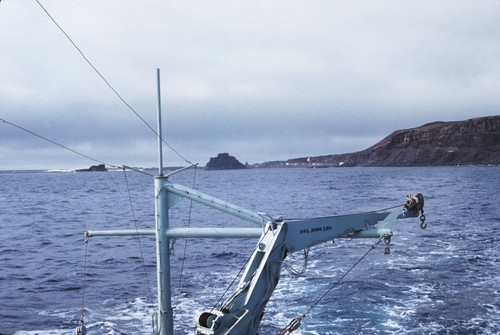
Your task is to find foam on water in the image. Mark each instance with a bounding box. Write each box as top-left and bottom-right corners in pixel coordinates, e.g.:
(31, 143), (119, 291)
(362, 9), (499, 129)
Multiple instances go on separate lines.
(2, 167), (500, 334)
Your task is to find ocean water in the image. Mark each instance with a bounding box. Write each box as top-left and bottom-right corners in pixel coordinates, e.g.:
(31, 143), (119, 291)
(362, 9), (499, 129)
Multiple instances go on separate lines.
(0, 166), (499, 335)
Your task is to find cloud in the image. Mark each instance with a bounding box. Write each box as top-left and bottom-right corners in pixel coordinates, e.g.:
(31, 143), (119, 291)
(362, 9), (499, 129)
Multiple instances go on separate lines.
(1, 0), (499, 170)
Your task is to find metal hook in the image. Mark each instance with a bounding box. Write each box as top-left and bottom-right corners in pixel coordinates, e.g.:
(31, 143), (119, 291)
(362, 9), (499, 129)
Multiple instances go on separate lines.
(76, 317), (87, 335)
(420, 212), (427, 229)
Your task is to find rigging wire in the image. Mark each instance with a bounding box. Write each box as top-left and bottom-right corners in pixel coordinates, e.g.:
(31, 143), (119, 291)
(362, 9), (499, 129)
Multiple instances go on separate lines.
(122, 165), (155, 177)
(0, 117), (121, 169)
(1, 117), (159, 177)
(2, 116), (161, 330)
(278, 236), (385, 335)
(283, 248), (310, 276)
(196, 220), (287, 320)
(77, 237), (89, 334)
(33, 0), (193, 165)
(33, 0), (154, 135)
(209, 251), (254, 314)
(122, 167), (155, 304)
(2, 118), (157, 179)
(174, 165), (198, 314)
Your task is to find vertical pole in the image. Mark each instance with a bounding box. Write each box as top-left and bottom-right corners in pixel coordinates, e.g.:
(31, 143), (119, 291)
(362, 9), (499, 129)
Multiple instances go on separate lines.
(155, 68), (173, 334)
(156, 68), (164, 176)
(155, 177), (173, 335)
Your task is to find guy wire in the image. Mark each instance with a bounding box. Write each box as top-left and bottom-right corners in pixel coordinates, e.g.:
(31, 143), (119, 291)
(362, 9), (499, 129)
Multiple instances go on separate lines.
(79, 237), (89, 327)
(34, 0), (193, 166)
(1, 117), (118, 169)
(174, 165), (198, 314)
(122, 167), (155, 305)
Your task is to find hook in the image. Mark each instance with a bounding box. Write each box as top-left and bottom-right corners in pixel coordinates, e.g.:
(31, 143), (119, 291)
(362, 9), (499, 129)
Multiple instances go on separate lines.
(420, 212), (427, 229)
(76, 317), (87, 335)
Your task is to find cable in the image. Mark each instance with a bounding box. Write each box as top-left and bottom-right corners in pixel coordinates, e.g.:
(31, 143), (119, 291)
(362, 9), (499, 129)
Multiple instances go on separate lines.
(1, 117), (121, 169)
(210, 252), (253, 313)
(33, 0), (193, 165)
(283, 248), (309, 276)
(174, 165), (198, 314)
(122, 167), (155, 303)
(34, 0), (156, 135)
(76, 237), (89, 334)
(122, 165), (155, 177)
(279, 236), (385, 335)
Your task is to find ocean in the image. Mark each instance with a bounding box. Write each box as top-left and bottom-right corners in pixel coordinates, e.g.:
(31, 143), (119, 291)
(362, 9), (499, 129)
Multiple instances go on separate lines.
(1, 166), (499, 335)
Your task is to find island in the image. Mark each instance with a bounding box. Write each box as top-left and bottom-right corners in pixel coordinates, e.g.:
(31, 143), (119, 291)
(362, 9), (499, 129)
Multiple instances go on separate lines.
(206, 153), (247, 170)
(75, 164), (108, 172)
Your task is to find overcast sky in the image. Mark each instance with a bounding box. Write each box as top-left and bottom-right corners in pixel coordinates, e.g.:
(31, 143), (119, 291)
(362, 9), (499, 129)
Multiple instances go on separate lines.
(1, 0), (499, 170)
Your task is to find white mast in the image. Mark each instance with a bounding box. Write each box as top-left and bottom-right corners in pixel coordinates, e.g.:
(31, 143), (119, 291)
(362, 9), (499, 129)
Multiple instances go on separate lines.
(156, 68), (164, 176)
(154, 68), (174, 334)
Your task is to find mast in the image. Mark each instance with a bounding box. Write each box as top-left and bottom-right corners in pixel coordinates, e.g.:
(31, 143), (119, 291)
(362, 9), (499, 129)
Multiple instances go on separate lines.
(156, 68), (164, 176)
(155, 68), (174, 334)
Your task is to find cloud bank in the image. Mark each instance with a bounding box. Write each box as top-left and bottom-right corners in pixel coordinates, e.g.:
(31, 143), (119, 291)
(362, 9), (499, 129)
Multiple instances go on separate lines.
(1, 0), (499, 169)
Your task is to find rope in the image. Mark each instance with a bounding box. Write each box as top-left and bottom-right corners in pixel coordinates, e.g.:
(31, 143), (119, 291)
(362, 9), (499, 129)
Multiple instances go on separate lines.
(278, 236), (385, 335)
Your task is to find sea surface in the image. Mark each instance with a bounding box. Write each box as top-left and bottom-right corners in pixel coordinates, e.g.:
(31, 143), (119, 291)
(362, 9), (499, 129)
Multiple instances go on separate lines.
(1, 166), (499, 335)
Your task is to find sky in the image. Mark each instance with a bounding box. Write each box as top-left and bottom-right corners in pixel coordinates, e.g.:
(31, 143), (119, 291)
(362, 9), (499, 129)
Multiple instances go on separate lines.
(1, 0), (499, 170)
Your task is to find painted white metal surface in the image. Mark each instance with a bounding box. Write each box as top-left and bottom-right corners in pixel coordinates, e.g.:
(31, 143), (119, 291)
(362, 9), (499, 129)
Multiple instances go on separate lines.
(81, 70), (426, 335)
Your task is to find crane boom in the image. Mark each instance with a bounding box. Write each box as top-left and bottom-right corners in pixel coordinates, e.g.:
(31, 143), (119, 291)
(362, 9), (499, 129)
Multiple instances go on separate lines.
(195, 194), (425, 335)
(83, 176), (425, 335)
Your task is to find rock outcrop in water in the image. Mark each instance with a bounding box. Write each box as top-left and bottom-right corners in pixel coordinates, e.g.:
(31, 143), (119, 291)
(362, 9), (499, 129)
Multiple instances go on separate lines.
(260, 115), (500, 167)
(75, 164), (108, 172)
(206, 153), (247, 170)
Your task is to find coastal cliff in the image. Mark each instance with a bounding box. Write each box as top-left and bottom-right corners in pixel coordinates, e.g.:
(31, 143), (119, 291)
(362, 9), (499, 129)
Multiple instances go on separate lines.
(261, 115), (500, 167)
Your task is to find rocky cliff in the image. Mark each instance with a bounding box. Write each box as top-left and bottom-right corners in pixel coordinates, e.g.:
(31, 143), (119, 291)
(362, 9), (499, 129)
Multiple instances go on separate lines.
(206, 153), (247, 170)
(263, 115), (500, 167)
